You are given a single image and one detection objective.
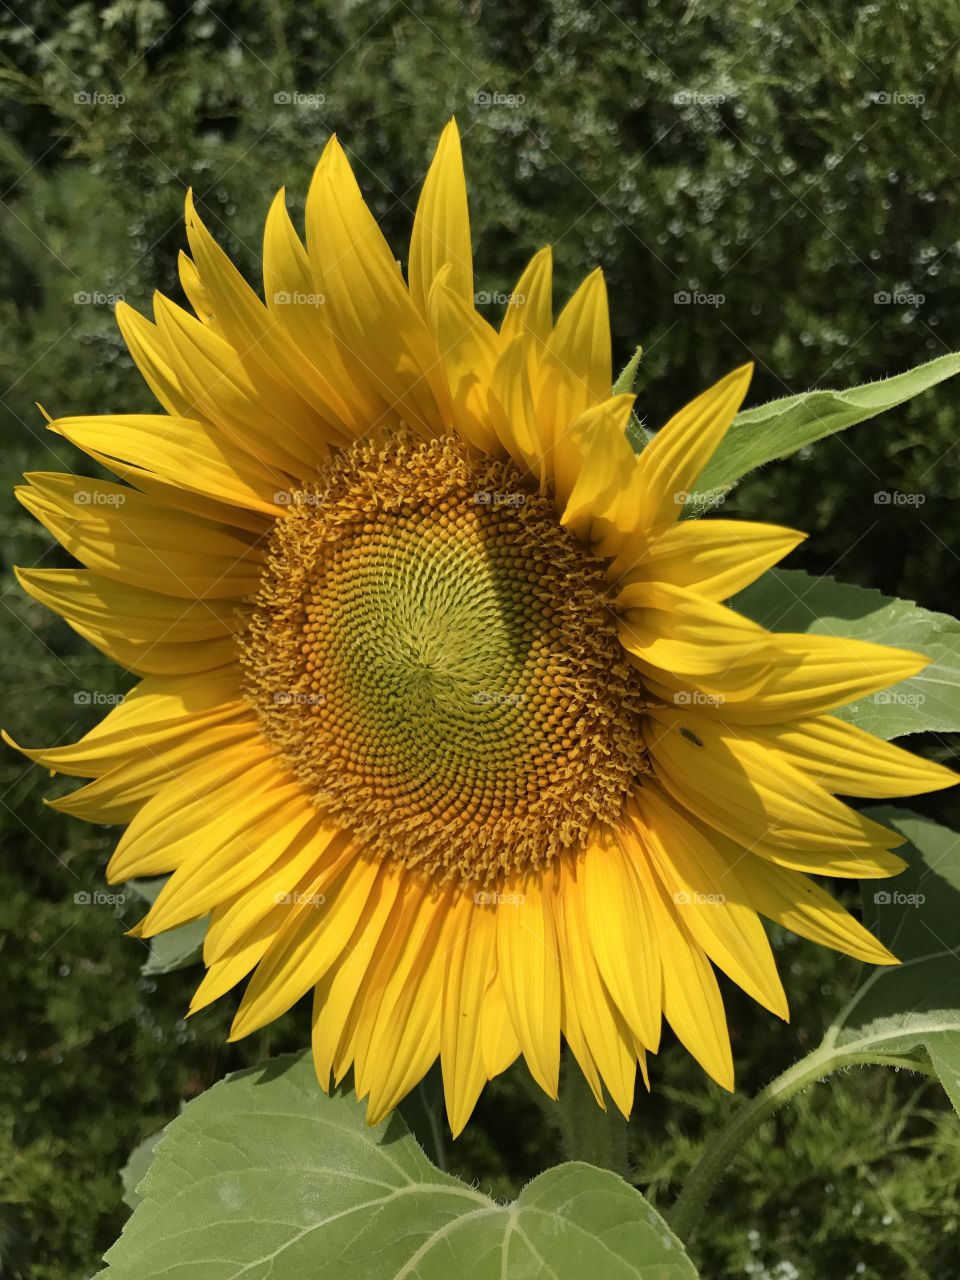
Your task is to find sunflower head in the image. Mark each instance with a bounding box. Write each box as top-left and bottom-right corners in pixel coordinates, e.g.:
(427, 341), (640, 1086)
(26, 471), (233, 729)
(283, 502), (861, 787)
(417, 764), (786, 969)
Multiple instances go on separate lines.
(10, 118), (954, 1136)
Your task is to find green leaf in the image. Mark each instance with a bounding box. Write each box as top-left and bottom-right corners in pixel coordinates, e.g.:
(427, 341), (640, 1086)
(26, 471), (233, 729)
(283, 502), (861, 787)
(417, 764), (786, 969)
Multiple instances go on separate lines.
(733, 569), (960, 738)
(120, 1130), (165, 1212)
(823, 808), (960, 1071)
(99, 1053), (699, 1279)
(927, 1034), (960, 1117)
(128, 877), (207, 974)
(697, 351), (960, 495)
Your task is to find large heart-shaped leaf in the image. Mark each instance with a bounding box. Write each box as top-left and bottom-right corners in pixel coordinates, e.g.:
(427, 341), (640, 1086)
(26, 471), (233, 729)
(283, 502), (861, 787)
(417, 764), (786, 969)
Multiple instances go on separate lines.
(101, 1053), (698, 1279)
(696, 352), (960, 496)
(733, 570), (960, 738)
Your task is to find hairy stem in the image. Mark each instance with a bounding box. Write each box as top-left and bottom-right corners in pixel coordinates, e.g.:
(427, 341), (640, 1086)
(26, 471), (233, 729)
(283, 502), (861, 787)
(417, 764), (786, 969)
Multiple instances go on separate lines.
(669, 1049), (935, 1243)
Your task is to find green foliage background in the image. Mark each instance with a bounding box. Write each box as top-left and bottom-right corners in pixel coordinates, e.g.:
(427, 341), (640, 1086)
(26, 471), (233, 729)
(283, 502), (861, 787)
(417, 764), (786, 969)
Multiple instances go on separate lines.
(1, 1), (959, 1276)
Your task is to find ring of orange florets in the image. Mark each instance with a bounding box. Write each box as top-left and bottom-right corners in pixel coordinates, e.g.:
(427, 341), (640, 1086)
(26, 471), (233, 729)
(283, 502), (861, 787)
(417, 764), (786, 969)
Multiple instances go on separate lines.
(239, 433), (651, 883)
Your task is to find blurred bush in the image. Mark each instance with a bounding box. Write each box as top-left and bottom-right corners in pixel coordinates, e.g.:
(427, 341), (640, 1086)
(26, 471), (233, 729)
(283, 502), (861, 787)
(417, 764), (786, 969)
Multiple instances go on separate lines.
(2, 1), (959, 1276)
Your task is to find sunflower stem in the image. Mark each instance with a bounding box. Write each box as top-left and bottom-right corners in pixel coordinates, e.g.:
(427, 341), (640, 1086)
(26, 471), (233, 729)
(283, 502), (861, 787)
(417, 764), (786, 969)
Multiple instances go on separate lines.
(550, 1058), (631, 1180)
(668, 1047), (937, 1243)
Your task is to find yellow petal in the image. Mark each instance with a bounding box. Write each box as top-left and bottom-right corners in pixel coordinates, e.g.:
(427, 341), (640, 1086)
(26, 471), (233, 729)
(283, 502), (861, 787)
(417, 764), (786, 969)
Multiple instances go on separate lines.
(50, 414), (288, 517)
(496, 877), (561, 1097)
(137, 789), (322, 935)
(115, 301), (195, 421)
(262, 189), (381, 427)
(479, 968), (522, 1079)
(229, 845), (373, 1040)
(202, 814), (343, 965)
(612, 519), (807, 600)
(359, 882), (456, 1123)
(630, 848), (734, 1090)
(311, 865), (405, 1089)
(611, 364), (753, 553)
(428, 275), (503, 454)
(304, 135), (452, 437)
(581, 827), (661, 1050)
(733, 713), (957, 798)
(555, 394), (637, 538)
(731, 851), (898, 966)
(441, 895), (498, 1136)
(487, 334), (542, 482)
(645, 708), (907, 877)
(5, 668), (245, 781)
(177, 251), (222, 335)
(540, 268), (612, 430)
(501, 246), (552, 349)
(630, 787), (789, 1019)
(49, 720), (259, 825)
(17, 472), (262, 600)
(409, 118), (473, 318)
(716, 633), (931, 724)
(554, 865), (637, 1117)
(184, 191), (357, 443)
(618, 582), (772, 697)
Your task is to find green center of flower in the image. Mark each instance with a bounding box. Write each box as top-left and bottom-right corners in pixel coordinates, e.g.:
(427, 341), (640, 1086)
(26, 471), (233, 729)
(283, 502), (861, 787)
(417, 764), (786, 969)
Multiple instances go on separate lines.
(239, 434), (650, 882)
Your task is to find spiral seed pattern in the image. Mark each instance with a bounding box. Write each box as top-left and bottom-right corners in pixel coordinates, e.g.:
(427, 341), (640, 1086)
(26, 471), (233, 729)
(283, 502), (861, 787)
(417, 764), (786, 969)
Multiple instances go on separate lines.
(239, 434), (650, 882)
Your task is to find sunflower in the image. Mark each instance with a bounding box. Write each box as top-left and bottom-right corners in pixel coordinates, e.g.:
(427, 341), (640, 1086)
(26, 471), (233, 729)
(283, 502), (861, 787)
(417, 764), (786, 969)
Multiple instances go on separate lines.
(10, 120), (955, 1136)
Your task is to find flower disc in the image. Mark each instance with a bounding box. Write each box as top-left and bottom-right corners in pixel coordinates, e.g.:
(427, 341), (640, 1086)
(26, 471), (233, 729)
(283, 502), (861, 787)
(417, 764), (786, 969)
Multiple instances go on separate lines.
(240, 433), (651, 882)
